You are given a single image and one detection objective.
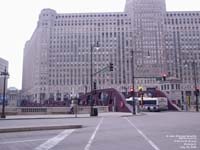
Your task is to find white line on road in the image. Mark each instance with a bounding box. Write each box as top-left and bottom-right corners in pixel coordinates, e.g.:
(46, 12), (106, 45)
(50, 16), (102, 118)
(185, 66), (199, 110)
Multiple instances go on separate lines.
(0, 138), (47, 145)
(125, 117), (160, 150)
(34, 129), (75, 150)
(84, 117), (104, 150)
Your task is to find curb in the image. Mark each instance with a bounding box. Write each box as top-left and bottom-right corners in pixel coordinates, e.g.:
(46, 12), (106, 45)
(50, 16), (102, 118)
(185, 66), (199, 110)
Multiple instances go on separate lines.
(0, 116), (91, 121)
(0, 117), (69, 121)
(0, 125), (83, 133)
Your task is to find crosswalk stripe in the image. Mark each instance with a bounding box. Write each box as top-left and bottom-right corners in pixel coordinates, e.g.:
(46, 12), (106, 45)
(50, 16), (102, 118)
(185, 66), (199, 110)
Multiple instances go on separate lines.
(34, 129), (75, 150)
(125, 117), (160, 150)
(84, 117), (104, 150)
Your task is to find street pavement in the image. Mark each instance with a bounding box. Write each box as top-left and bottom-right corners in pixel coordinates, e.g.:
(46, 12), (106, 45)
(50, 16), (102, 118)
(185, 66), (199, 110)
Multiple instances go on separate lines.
(0, 112), (199, 150)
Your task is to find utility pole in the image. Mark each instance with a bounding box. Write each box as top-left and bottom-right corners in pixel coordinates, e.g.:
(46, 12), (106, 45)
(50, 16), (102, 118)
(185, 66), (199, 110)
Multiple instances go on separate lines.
(90, 42), (100, 116)
(90, 44), (93, 116)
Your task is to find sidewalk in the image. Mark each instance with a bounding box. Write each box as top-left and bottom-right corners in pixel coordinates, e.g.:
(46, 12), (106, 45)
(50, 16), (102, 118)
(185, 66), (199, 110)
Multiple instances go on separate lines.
(1, 114), (90, 120)
(0, 112), (144, 133)
(0, 112), (137, 120)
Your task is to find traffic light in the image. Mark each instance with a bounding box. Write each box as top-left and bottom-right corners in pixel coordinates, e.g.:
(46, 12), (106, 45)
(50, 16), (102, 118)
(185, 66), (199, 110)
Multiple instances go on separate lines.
(93, 81), (97, 90)
(138, 86), (143, 92)
(162, 74), (167, 81)
(130, 87), (134, 95)
(109, 63), (114, 71)
(195, 88), (200, 96)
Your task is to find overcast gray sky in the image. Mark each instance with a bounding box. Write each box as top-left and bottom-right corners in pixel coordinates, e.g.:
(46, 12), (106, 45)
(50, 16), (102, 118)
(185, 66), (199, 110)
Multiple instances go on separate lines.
(0, 0), (199, 89)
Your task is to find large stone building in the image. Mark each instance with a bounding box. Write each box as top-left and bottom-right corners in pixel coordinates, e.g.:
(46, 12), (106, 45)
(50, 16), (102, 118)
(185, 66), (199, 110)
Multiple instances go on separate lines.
(165, 11), (200, 104)
(22, 0), (199, 103)
(6, 87), (21, 107)
(0, 57), (8, 103)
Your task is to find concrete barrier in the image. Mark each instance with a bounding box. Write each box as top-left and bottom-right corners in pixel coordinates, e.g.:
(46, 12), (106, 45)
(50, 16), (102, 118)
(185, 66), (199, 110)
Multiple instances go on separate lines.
(1, 107), (18, 115)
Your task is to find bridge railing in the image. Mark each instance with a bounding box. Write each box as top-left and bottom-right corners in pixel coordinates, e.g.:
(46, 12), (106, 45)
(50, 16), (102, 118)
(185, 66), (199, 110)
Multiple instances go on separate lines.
(189, 105), (200, 112)
(0, 106), (109, 115)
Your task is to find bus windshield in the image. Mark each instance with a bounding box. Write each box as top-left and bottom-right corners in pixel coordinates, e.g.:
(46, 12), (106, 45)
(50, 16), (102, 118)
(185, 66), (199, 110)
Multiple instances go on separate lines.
(143, 100), (156, 105)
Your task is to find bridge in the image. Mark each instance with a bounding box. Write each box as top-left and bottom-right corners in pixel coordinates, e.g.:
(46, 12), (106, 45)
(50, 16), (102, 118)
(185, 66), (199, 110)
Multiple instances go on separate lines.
(79, 88), (180, 112)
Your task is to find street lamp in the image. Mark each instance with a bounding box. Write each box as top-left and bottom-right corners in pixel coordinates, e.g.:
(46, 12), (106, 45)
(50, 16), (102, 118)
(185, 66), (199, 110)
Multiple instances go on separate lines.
(0, 67), (9, 118)
(90, 41), (100, 116)
(184, 61), (199, 112)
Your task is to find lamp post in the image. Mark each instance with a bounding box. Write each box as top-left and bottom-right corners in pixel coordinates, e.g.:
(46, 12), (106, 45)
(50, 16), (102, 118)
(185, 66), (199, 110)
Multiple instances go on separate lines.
(90, 41), (100, 116)
(1, 67), (9, 118)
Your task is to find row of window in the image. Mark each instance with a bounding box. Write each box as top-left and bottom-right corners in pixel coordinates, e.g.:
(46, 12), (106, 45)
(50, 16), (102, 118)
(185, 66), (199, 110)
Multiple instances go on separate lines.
(53, 21), (131, 27)
(167, 13), (200, 17)
(161, 84), (181, 90)
(54, 19), (130, 23)
(55, 13), (128, 19)
(167, 27), (199, 30)
(50, 32), (132, 39)
(50, 26), (130, 32)
(38, 77), (126, 86)
(165, 18), (200, 25)
(43, 11), (199, 19)
(39, 77), (156, 86)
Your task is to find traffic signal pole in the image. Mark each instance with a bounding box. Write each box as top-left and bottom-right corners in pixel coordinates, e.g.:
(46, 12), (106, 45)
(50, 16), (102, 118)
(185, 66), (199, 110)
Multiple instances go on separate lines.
(131, 50), (136, 115)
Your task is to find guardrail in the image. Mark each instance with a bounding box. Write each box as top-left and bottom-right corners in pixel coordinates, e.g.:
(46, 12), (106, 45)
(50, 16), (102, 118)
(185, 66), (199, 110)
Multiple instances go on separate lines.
(0, 106), (109, 115)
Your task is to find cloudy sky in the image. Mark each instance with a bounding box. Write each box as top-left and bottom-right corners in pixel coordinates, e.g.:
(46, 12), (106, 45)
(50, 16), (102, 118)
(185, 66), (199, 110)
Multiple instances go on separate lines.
(0, 0), (199, 89)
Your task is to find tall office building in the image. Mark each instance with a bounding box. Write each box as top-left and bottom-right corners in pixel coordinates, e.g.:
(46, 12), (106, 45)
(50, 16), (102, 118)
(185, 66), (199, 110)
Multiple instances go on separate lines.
(0, 57), (8, 99)
(22, 0), (166, 102)
(22, 0), (199, 103)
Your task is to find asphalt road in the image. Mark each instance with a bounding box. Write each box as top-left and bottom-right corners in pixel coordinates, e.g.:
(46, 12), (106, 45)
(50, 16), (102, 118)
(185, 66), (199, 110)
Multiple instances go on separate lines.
(0, 112), (199, 150)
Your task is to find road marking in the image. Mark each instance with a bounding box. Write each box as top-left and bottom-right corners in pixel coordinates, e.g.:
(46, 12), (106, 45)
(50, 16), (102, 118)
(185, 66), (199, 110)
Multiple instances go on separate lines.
(0, 138), (47, 145)
(34, 129), (75, 150)
(84, 117), (104, 150)
(125, 117), (160, 150)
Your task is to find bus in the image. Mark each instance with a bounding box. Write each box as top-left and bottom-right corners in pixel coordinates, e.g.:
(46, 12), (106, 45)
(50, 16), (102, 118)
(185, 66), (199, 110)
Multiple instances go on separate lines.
(126, 97), (168, 111)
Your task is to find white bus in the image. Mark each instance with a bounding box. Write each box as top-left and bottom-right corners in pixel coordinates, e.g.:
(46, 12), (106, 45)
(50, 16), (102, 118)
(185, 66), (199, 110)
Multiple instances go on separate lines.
(126, 97), (168, 111)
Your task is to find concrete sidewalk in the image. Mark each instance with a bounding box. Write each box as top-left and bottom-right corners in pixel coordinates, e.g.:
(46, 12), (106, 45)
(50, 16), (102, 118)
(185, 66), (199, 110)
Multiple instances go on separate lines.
(0, 112), (138, 133)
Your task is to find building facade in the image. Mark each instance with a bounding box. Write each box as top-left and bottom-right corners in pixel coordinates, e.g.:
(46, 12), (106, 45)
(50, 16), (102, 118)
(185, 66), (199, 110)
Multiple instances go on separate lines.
(7, 87), (21, 107)
(165, 11), (200, 105)
(22, 0), (199, 103)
